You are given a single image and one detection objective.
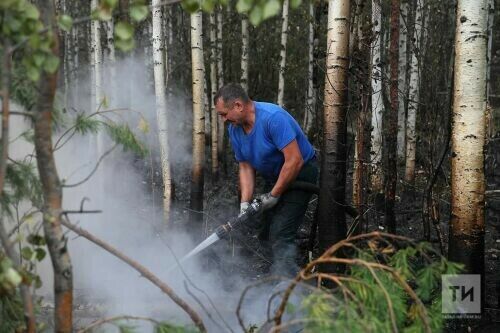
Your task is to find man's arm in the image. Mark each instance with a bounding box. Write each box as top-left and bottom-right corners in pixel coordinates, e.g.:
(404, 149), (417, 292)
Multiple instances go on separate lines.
(270, 139), (304, 197)
(239, 161), (256, 203)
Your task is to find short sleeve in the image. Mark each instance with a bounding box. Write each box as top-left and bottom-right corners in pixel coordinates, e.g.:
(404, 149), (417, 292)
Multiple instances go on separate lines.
(267, 112), (296, 150)
(228, 125), (245, 162)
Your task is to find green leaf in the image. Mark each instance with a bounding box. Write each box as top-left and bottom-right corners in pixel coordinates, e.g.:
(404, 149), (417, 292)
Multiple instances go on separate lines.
(262, 0), (281, 20)
(236, 0), (253, 13)
(92, 7), (112, 21)
(114, 21), (134, 40)
(35, 248), (46, 262)
(290, 0), (302, 9)
(43, 54), (60, 74)
(32, 53), (45, 67)
(103, 0), (119, 8)
(201, 0), (216, 12)
(24, 3), (40, 20)
(181, 0), (200, 13)
(26, 65), (40, 82)
(115, 38), (135, 52)
(27, 234), (46, 246)
(130, 4), (149, 22)
(21, 247), (33, 261)
(249, 5), (263, 26)
(58, 15), (73, 32)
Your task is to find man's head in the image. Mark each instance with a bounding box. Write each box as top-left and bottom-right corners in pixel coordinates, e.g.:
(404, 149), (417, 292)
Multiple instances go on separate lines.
(214, 83), (251, 126)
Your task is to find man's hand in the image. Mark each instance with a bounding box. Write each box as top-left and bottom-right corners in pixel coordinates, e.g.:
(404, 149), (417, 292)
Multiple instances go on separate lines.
(258, 192), (280, 211)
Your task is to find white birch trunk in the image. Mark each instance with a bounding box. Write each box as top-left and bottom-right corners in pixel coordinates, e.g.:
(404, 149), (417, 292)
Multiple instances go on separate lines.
(90, 0), (102, 112)
(191, 10), (205, 217)
(449, 0), (488, 274)
(210, 12), (219, 176)
(397, 1), (408, 159)
(277, 0), (290, 107)
(71, 22), (79, 107)
(304, 1), (315, 134)
(105, 19), (116, 104)
(241, 15), (249, 91)
(152, 0), (172, 223)
(404, 0), (423, 183)
(370, 0), (383, 192)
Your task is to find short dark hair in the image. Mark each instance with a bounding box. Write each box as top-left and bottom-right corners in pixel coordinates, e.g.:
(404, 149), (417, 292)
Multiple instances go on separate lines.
(214, 83), (250, 106)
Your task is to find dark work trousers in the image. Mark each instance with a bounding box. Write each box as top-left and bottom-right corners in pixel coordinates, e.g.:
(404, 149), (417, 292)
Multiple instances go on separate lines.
(257, 158), (319, 277)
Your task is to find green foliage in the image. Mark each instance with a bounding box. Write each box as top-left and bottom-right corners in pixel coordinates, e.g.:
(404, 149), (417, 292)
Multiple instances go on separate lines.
(1, 160), (42, 217)
(1, 0), (60, 82)
(106, 123), (148, 157)
(298, 241), (463, 333)
(74, 113), (101, 135)
(155, 322), (200, 333)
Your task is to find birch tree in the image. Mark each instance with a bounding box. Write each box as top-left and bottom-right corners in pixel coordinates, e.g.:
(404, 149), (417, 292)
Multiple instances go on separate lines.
(405, 0), (423, 183)
(104, 18), (116, 103)
(385, 0), (400, 233)
(318, 0), (350, 265)
(277, 0), (290, 106)
(370, 0), (384, 193)
(240, 14), (249, 91)
(397, 0), (408, 159)
(448, 0), (488, 276)
(210, 12), (219, 177)
(152, 0), (172, 223)
(90, 0), (102, 112)
(486, 0), (494, 102)
(303, 0), (315, 135)
(190, 10), (205, 224)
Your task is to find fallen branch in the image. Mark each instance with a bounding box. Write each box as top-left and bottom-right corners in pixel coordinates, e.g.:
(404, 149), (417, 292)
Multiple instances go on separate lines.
(77, 315), (160, 333)
(61, 217), (206, 332)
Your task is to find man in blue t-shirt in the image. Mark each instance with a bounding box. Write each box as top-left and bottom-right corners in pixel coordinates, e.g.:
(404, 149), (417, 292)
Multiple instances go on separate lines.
(214, 83), (318, 276)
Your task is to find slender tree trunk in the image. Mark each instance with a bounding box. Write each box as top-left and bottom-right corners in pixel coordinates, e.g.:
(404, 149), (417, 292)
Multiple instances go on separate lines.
(303, 0), (315, 135)
(277, 0), (290, 106)
(370, 0), (384, 193)
(216, 6), (225, 171)
(486, 0), (494, 102)
(384, 0), (400, 233)
(152, 0), (172, 224)
(105, 19), (116, 104)
(397, 0), (408, 159)
(240, 15), (249, 91)
(404, 0), (423, 184)
(448, 0), (487, 280)
(118, 0), (131, 108)
(90, 0), (102, 111)
(190, 11), (205, 226)
(210, 12), (219, 177)
(0, 42), (36, 333)
(71, 24), (79, 106)
(35, 3), (73, 332)
(318, 0), (350, 270)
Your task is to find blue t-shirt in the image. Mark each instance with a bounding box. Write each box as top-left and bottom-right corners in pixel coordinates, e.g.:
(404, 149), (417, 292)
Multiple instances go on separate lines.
(228, 101), (315, 181)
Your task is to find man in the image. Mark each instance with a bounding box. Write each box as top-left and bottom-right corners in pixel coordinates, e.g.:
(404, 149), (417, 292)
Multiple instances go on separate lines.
(214, 83), (318, 276)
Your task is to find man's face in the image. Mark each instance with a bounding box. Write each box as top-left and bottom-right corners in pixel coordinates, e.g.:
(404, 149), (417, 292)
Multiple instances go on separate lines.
(215, 99), (244, 126)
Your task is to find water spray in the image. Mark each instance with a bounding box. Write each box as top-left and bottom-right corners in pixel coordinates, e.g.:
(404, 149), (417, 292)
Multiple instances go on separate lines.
(169, 199), (262, 272)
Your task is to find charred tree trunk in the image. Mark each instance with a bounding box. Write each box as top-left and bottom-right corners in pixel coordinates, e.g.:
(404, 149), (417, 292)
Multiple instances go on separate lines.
(210, 12), (219, 178)
(240, 14), (249, 91)
(397, 0), (408, 160)
(34, 2), (73, 332)
(384, 0), (400, 234)
(318, 0), (350, 271)
(303, 0), (315, 135)
(448, 0), (487, 280)
(190, 10), (205, 226)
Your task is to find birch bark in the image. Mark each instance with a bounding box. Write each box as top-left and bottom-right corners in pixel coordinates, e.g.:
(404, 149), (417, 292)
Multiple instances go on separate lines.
(152, 0), (172, 224)
(277, 0), (290, 106)
(190, 11), (205, 225)
(448, 0), (488, 277)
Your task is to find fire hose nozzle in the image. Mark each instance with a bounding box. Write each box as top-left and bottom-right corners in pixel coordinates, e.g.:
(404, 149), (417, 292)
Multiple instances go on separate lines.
(215, 198), (262, 239)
